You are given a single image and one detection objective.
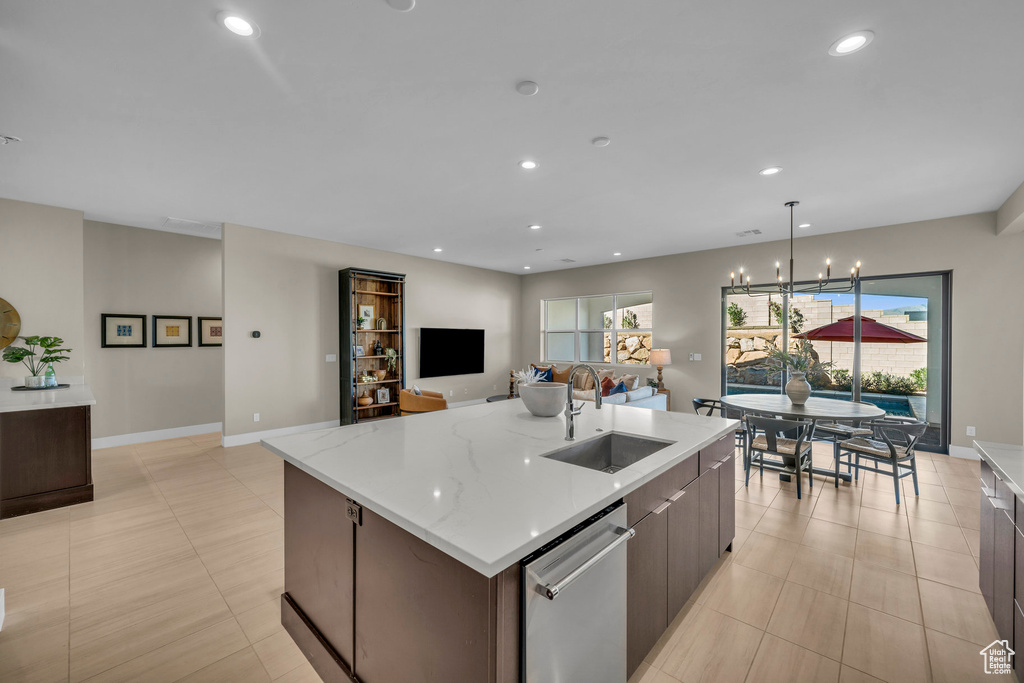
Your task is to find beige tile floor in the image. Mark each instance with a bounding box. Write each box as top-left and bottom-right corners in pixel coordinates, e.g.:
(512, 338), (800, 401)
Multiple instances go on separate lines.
(0, 434), (995, 682)
(630, 443), (997, 683)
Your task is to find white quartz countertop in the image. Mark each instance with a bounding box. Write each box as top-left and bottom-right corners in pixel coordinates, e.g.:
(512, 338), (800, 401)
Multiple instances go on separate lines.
(263, 400), (737, 578)
(0, 378), (96, 414)
(975, 440), (1024, 498)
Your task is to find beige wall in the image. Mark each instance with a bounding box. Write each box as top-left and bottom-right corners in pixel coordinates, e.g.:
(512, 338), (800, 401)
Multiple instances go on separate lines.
(0, 198), (86, 379)
(521, 212), (1024, 448)
(222, 223), (521, 438)
(83, 221), (223, 438)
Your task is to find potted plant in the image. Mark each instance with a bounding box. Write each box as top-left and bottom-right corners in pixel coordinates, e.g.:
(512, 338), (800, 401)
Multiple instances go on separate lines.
(384, 347), (398, 376)
(764, 340), (818, 405)
(2, 335), (72, 388)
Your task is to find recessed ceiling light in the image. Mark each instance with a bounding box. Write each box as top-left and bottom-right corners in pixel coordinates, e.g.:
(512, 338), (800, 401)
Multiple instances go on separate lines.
(613, 252), (622, 256)
(829, 30), (874, 56)
(433, 248), (442, 252)
(528, 224), (542, 230)
(798, 223), (811, 229)
(591, 137), (611, 147)
(385, 0), (416, 11)
(523, 266), (531, 270)
(516, 81), (539, 96)
(216, 12), (260, 38)
(759, 167), (782, 176)
(519, 160), (538, 170)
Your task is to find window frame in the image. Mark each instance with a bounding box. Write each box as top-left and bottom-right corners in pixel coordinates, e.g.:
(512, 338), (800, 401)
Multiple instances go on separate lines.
(541, 291), (654, 366)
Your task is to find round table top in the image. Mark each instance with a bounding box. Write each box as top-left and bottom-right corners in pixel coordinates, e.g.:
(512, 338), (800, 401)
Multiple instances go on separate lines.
(719, 394), (885, 421)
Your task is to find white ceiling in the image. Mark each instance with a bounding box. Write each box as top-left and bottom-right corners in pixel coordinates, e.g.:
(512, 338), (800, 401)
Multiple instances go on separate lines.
(2, 0), (1023, 273)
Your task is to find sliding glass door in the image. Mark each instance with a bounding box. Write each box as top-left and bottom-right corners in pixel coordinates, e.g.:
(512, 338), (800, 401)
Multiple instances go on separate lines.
(722, 271), (950, 452)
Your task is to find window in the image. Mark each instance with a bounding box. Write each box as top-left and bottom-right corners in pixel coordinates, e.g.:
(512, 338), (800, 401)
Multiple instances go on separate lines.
(543, 292), (653, 365)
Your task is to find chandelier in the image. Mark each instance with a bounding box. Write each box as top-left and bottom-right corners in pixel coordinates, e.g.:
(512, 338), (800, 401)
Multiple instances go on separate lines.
(728, 201), (861, 297)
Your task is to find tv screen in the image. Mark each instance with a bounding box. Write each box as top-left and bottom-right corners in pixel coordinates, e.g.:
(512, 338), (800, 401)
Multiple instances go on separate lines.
(419, 328), (484, 378)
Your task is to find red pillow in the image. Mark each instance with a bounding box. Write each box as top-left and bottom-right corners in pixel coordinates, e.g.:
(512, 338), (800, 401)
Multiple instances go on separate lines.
(600, 376), (617, 397)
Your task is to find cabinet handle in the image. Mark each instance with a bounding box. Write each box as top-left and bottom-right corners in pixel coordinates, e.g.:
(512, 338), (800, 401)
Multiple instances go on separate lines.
(710, 462), (722, 470)
(669, 489), (686, 502)
(653, 500), (672, 515)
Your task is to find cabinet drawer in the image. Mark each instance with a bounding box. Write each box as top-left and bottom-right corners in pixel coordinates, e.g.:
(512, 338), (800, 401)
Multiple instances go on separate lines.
(981, 460), (995, 491)
(624, 455), (698, 527)
(996, 478), (1016, 521)
(699, 434), (733, 474)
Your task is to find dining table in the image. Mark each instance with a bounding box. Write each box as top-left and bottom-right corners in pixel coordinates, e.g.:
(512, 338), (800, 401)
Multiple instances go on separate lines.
(719, 393), (885, 483)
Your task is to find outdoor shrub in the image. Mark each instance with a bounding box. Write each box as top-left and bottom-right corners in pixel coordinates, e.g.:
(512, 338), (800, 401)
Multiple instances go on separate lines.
(766, 300), (805, 333)
(831, 368), (852, 391)
(884, 376), (918, 395)
(621, 311), (639, 329)
(768, 301), (782, 327)
(727, 302), (747, 328)
(911, 367), (927, 391)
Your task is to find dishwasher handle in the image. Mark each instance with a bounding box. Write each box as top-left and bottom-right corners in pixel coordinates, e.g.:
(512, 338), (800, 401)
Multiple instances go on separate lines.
(542, 526), (635, 600)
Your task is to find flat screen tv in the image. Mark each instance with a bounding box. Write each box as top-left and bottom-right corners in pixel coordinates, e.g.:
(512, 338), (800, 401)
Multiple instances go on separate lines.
(419, 328), (484, 378)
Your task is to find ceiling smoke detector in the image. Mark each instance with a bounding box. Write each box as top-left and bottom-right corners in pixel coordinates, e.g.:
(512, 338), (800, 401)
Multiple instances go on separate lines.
(0, 135), (22, 145)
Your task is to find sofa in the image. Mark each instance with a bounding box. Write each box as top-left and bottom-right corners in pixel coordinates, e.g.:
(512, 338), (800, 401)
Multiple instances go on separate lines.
(522, 364), (668, 411)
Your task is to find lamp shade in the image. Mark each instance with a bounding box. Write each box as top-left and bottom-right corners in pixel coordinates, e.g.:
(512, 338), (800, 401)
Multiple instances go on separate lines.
(649, 349), (672, 366)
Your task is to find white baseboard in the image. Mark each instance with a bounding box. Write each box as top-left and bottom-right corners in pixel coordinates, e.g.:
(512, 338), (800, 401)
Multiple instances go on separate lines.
(1, 587), (5, 632)
(949, 445), (981, 460)
(222, 420), (341, 448)
(92, 422), (223, 449)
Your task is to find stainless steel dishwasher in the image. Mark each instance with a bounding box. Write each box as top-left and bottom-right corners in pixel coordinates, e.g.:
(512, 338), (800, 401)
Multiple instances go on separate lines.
(521, 502), (634, 683)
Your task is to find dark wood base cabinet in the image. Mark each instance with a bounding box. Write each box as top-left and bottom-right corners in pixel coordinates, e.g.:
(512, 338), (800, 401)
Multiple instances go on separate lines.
(0, 406), (93, 519)
(979, 459), (1023, 671)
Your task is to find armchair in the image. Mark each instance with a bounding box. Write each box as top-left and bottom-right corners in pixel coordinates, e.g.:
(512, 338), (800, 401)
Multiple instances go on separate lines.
(399, 388), (448, 416)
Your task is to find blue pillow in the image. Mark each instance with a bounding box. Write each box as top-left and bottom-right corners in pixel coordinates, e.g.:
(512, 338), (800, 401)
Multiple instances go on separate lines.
(608, 381), (628, 395)
(536, 367), (553, 382)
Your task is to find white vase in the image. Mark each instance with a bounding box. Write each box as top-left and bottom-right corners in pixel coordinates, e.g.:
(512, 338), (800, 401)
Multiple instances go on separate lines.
(785, 371), (811, 405)
(24, 375), (47, 389)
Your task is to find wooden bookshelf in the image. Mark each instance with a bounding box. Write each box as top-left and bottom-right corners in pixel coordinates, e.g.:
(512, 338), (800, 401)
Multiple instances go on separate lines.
(339, 268), (406, 425)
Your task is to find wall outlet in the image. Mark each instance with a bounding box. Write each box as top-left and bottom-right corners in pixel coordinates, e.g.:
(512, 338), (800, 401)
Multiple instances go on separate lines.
(464, 388), (468, 395)
(694, 353), (702, 361)
(253, 413), (260, 423)
(449, 390), (453, 397)
(326, 354), (337, 363)
(966, 426), (976, 437)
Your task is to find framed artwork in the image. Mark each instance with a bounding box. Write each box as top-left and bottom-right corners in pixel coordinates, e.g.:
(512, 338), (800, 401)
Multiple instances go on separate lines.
(358, 305), (374, 329)
(152, 315), (192, 348)
(355, 345), (365, 356)
(376, 387), (390, 404)
(101, 314), (147, 348)
(198, 317), (223, 347)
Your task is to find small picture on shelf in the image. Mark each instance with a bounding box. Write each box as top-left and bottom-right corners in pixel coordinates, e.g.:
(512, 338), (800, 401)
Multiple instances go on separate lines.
(358, 305), (374, 329)
(355, 345), (365, 357)
(376, 387), (390, 404)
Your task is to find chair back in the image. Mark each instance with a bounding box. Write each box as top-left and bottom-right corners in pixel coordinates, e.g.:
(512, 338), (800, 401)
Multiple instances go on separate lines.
(746, 414), (813, 453)
(872, 420), (928, 457)
(692, 398), (722, 417)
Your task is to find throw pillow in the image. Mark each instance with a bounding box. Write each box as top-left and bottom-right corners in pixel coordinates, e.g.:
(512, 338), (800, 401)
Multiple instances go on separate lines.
(535, 367), (553, 382)
(600, 376), (617, 397)
(608, 381), (628, 396)
(532, 364), (570, 384)
(412, 385), (422, 396)
(614, 373), (639, 391)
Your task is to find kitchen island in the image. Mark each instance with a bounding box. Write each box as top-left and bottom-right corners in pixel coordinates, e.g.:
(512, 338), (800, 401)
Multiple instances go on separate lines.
(263, 399), (737, 682)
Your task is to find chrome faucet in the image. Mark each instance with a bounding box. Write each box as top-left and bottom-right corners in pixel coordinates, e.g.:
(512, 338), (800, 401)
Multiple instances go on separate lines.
(565, 364), (602, 441)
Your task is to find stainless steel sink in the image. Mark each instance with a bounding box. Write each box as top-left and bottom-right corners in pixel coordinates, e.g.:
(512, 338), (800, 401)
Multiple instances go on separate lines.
(542, 432), (676, 474)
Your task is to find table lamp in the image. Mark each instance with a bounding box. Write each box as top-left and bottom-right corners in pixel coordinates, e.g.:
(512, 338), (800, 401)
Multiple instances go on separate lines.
(649, 349), (672, 390)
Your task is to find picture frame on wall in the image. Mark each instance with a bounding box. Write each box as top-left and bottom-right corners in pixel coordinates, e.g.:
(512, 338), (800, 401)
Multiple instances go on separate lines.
(358, 305), (374, 329)
(198, 317), (223, 347)
(355, 345), (365, 357)
(101, 314), (147, 348)
(152, 315), (192, 348)
(376, 387), (390, 404)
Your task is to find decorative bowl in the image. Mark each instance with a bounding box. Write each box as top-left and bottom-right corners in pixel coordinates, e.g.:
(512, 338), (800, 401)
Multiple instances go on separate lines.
(518, 382), (567, 417)
(373, 369), (387, 381)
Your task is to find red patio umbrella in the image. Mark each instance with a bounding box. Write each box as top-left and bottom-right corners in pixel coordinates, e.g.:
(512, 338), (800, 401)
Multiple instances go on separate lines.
(793, 316), (927, 344)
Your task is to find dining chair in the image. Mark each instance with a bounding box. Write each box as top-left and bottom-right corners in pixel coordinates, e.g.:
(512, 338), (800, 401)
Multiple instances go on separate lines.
(813, 401), (876, 486)
(693, 398), (748, 458)
(837, 420), (928, 504)
(745, 415), (815, 499)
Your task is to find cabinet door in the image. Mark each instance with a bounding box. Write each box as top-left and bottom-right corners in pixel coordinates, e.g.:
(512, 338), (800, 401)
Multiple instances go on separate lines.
(1016, 601), (1024, 671)
(667, 479), (699, 619)
(627, 504), (668, 679)
(994, 508), (1015, 643)
(1015, 524), (1024, 607)
(698, 467), (721, 579)
(981, 487), (996, 616)
(719, 453), (736, 556)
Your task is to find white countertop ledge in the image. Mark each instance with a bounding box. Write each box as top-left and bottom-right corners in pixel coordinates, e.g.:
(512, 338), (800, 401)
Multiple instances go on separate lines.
(0, 378), (96, 413)
(263, 401), (737, 578)
(975, 440), (1024, 498)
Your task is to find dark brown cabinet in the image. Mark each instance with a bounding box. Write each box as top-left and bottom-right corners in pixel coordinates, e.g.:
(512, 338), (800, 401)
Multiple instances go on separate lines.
(994, 505), (1015, 643)
(626, 505), (669, 677)
(667, 478), (700, 619)
(698, 466), (720, 578)
(979, 459), (1021, 662)
(980, 462), (996, 615)
(719, 453), (736, 556)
